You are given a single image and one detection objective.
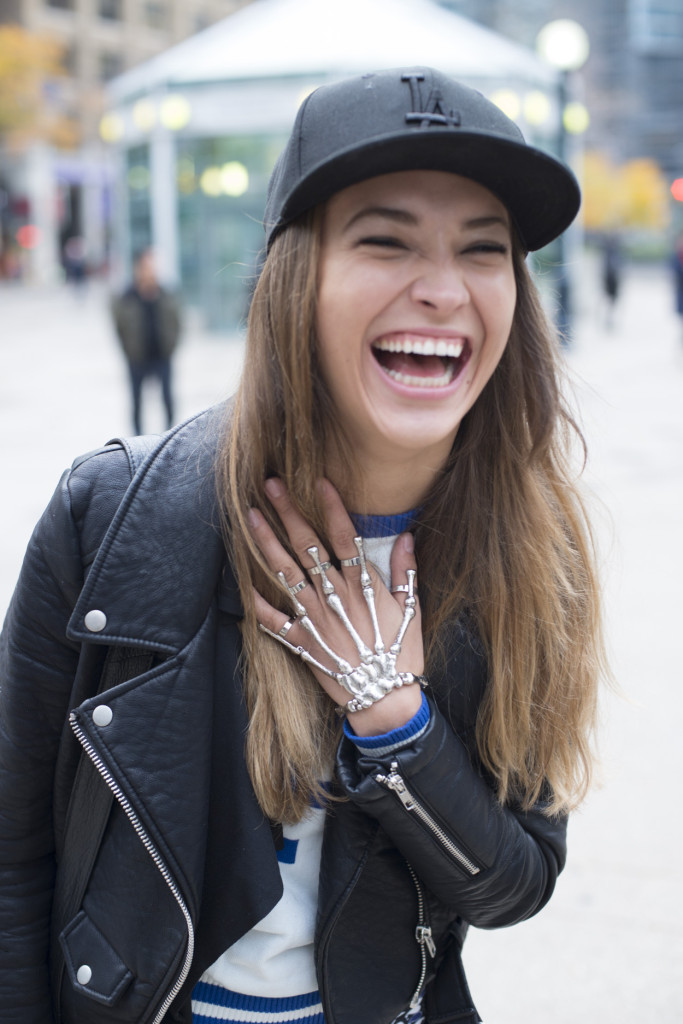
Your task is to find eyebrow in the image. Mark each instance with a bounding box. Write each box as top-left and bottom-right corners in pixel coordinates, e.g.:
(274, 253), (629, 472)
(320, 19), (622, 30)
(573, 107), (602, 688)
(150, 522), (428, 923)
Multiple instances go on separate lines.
(343, 206), (417, 230)
(343, 207), (509, 232)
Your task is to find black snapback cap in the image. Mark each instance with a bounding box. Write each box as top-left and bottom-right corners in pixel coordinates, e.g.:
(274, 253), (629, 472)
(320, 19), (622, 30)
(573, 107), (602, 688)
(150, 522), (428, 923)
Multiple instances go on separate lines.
(264, 67), (580, 252)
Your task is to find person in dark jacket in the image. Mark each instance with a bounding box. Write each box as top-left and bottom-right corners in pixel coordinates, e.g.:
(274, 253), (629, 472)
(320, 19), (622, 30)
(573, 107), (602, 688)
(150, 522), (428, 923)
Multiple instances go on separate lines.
(672, 232), (683, 338)
(0, 68), (605, 1024)
(111, 247), (182, 434)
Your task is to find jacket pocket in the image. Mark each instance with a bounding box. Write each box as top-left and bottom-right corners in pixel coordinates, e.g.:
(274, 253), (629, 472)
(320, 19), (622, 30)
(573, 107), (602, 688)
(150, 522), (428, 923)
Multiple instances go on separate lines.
(59, 909), (133, 1007)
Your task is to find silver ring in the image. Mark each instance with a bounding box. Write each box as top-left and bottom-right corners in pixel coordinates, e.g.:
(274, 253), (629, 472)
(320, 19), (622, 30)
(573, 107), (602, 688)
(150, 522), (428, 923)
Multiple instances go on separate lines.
(340, 555), (361, 568)
(308, 560), (333, 576)
(287, 579), (308, 596)
(391, 584), (411, 593)
(278, 617), (296, 638)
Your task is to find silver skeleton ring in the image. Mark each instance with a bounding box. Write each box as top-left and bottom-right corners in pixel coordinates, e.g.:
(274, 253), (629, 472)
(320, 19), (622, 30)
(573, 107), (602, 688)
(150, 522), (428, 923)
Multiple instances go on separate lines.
(340, 555), (361, 568)
(260, 539), (421, 713)
(391, 584), (410, 594)
(285, 578), (308, 596)
(278, 617), (296, 638)
(308, 559), (333, 576)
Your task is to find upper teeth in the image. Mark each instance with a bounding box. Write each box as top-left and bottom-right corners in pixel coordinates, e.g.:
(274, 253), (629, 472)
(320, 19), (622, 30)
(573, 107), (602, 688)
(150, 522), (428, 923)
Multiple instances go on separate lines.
(373, 337), (464, 358)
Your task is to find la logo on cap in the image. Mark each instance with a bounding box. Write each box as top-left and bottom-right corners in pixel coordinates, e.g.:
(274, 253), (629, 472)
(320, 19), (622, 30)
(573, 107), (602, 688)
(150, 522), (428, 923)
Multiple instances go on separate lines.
(401, 72), (462, 129)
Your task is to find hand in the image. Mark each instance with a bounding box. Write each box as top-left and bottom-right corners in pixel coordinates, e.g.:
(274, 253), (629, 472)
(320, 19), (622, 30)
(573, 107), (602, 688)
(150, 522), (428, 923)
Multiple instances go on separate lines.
(248, 477), (425, 734)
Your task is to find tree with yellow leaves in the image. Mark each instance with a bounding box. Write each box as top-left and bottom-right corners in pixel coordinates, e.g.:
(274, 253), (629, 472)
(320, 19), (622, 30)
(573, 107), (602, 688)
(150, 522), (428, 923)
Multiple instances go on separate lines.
(582, 149), (670, 231)
(0, 24), (77, 150)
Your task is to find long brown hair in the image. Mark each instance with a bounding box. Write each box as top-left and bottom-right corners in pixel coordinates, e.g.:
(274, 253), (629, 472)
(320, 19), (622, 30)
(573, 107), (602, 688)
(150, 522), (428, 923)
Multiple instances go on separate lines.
(217, 208), (603, 823)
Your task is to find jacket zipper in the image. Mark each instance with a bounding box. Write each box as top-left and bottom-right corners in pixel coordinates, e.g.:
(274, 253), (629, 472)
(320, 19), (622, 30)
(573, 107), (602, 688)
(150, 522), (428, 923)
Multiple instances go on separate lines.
(405, 861), (436, 1010)
(70, 712), (195, 1024)
(375, 761), (481, 876)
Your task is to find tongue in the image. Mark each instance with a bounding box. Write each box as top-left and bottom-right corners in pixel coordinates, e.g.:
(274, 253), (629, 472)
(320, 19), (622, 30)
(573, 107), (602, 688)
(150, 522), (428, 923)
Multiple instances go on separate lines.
(379, 351), (447, 378)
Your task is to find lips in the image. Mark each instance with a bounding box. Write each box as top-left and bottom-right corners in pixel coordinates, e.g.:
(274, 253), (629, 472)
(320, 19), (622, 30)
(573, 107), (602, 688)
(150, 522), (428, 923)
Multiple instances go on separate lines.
(371, 334), (469, 389)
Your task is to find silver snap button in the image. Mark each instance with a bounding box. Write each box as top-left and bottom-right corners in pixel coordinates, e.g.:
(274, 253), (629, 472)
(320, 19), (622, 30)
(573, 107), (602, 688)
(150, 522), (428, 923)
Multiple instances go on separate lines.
(92, 704), (113, 727)
(76, 964), (92, 985)
(84, 609), (107, 632)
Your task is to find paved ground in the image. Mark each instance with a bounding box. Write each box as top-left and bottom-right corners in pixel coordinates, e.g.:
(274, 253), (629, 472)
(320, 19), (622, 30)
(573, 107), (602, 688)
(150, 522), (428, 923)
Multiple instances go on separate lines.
(1, 258), (682, 1022)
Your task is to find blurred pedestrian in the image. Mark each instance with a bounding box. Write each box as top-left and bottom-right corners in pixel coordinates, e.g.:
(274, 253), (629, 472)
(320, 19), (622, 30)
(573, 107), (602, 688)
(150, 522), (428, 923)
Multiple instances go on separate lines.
(601, 232), (622, 330)
(63, 235), (88, 292)
(672, 232), (683, 339)
(111, 247), (182, 433)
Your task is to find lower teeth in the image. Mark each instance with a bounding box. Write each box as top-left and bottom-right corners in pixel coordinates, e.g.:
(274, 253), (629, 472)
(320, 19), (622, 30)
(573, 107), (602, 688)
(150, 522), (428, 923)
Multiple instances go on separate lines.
(385, 365), (455, 388)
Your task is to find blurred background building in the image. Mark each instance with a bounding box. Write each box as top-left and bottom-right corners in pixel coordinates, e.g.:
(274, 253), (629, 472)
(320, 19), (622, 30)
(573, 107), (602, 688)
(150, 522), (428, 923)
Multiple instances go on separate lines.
(1, 0), (251, 139)
(441, 0), (683, 238)
(2, 0), (683, 327)
(0, 0), (249, 281)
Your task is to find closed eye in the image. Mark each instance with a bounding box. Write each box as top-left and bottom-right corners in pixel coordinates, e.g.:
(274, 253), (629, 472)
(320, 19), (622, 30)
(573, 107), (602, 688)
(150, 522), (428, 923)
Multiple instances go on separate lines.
(464, 241), (508, 255)
(357, 235), (409, 250)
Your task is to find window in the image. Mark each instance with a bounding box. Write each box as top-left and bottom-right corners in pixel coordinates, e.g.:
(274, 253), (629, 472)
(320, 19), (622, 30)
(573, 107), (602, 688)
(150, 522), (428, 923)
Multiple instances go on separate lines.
(99, 0), (122, 20)
(46, 0), (74, 9)
(630, 0), (683, 53)
(144, 2), (167, 29)
(99, 52), (123, 81)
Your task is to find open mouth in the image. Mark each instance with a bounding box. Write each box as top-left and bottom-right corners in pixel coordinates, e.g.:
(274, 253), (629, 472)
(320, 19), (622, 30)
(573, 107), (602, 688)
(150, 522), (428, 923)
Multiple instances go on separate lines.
(371, 334), (469, 389)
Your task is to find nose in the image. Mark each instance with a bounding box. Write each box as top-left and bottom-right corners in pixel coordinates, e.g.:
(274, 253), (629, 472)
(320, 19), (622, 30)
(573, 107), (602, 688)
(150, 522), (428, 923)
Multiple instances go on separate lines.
(409, 259), (470, 314)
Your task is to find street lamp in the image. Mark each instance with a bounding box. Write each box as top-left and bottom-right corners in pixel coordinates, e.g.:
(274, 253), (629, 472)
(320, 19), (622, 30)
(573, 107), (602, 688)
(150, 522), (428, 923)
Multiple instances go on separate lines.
(536, 19), (589, 73)
(536, 19), (590, 343)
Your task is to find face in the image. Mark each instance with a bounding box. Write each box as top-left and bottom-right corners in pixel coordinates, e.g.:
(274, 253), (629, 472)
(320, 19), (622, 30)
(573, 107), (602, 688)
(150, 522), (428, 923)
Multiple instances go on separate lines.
(134, 249), (158, 291)
(316, 170), (516, 472)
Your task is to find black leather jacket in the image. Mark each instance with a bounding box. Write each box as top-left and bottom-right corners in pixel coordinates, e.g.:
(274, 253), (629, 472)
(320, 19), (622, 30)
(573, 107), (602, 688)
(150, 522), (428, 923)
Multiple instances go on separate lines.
(0, 407), (567, 1024)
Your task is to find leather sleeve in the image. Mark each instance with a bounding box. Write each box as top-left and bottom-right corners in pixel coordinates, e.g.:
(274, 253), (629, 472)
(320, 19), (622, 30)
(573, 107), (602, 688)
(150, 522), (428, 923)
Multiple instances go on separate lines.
(336, 695), (567, 929)
(0, 446), (132, 1022)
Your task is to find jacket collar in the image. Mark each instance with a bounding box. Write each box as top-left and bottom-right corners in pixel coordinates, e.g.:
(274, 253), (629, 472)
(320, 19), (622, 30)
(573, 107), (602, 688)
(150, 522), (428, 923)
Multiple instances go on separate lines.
(68, 406), (242, 654)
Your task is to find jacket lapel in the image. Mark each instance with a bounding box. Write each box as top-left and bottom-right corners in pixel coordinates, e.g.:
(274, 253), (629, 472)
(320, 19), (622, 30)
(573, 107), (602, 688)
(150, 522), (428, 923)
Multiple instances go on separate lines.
(67, 407), (236, 653)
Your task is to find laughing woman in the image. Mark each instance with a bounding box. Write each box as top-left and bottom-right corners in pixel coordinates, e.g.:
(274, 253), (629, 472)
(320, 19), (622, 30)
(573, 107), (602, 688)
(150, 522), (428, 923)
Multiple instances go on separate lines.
(0, 69), (603, 1024)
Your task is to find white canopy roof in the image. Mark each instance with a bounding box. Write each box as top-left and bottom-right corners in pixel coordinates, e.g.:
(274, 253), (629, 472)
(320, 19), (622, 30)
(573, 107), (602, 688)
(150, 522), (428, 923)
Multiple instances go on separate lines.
(109, 0), (556, 103)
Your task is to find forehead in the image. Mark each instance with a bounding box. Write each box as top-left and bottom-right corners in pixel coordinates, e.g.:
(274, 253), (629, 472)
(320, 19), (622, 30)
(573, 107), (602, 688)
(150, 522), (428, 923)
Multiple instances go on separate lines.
(322, 169), (511, 229)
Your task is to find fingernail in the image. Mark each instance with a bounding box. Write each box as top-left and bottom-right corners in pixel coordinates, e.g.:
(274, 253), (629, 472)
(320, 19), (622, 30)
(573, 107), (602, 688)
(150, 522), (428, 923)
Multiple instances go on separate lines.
(265, 477), (284, 499)
(403, 532), (414, 554)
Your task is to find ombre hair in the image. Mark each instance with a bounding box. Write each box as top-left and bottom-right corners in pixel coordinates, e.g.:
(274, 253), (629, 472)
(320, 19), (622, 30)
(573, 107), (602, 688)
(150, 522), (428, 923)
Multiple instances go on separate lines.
(217, 207), (604, 824)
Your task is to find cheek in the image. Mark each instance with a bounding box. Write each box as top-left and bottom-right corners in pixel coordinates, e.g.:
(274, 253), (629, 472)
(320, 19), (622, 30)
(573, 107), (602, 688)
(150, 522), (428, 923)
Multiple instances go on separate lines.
(488, 275), (516, 341)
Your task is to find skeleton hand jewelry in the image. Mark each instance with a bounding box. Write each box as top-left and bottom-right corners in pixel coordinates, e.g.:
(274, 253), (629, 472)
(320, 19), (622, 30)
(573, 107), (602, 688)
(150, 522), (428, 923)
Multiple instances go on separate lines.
(259, 540), (423, 712)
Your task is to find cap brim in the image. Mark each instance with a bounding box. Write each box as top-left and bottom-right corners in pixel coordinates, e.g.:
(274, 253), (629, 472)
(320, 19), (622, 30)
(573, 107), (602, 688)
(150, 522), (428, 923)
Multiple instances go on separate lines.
(276, 130), (580, 252)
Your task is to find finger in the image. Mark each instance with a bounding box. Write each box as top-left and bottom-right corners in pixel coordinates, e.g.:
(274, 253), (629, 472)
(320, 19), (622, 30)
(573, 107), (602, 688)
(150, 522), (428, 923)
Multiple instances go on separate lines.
(315, 478), (365, 570)
(248, 507), (312, 598)
(264, 477), (333, 569)
(254, 588), (355, 700)
(389, 532), (418, 597)
(253, 589), (294, 635)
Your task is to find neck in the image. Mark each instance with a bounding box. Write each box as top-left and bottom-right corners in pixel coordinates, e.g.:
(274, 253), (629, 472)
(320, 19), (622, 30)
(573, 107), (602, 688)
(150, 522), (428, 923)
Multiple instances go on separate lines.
(326, 442), (448, 515)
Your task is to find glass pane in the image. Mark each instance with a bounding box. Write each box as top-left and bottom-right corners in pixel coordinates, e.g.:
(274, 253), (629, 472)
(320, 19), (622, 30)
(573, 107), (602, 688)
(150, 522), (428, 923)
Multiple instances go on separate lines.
(99, 52), (123, 81)
(127, 144), (152, 259)
(144, 1), (166, 29)
(176, 134), (286, 329)
(99, 0), (122, 19)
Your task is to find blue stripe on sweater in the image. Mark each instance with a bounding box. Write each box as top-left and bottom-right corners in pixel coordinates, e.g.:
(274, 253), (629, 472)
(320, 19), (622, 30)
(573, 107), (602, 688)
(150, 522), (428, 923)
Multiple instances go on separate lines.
(343, 692), (430, 751)
(349, 509), (421, 538)
(192, 981), (324, 1023)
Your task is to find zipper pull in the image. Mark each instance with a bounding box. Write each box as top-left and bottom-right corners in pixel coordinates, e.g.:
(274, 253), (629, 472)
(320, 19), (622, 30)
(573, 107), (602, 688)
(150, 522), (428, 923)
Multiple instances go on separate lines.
(415, 925), (437, 958)
(375, 761), (416, 810)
